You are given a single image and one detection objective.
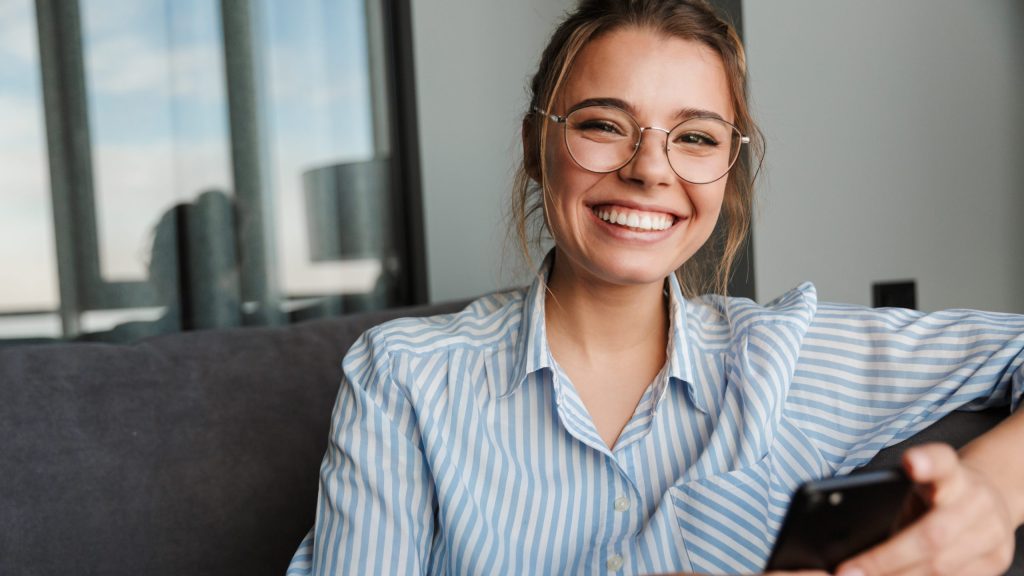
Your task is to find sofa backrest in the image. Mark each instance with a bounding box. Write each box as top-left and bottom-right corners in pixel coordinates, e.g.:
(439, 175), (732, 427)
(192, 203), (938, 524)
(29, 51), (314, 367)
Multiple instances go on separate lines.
(0, 300), (467, 576)
(1, 298), (1019, 575)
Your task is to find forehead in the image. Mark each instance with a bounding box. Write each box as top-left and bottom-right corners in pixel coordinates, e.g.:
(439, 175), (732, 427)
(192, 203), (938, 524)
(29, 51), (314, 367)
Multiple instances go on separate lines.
(559, 27), (734, 123)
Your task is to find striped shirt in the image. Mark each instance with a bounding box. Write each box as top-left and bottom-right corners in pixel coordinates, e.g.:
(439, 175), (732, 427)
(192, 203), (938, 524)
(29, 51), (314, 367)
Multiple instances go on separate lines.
(287, 264), (1024, 575)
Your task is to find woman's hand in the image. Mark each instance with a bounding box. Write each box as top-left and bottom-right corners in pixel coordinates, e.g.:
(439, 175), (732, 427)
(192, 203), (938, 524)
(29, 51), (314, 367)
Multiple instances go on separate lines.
(834, 443), (1017, 576)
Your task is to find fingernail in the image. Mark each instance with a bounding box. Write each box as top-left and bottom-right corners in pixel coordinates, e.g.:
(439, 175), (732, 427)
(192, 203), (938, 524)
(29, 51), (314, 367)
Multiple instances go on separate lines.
(907, 451), (929, 476)
(836, 568), (865, 576)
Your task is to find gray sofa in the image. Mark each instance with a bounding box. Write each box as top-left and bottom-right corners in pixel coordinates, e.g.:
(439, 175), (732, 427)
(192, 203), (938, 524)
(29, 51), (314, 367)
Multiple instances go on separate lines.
(1, 301), (1020, 575)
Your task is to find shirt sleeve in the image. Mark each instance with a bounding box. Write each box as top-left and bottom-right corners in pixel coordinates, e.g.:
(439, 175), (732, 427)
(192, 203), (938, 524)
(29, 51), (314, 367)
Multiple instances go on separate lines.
(787, 303), (1024, 474)
(300, 327), (438, 575)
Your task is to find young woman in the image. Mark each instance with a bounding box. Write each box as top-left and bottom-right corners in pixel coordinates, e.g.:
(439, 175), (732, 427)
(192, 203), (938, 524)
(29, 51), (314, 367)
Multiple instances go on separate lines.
(288, 1), (1024, 574)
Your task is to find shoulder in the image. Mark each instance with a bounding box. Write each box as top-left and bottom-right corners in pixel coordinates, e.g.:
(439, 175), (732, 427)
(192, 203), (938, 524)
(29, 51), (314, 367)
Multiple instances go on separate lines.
(807, 298), (1024, 350)
(357, 287), (529, 359)
(341, 288), (529, 403)
(686, 281), (819, 342)
(337, 286), (528, 399)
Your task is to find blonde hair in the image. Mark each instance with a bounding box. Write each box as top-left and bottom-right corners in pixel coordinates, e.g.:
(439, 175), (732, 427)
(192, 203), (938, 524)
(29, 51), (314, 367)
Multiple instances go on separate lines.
(511, 0), (763, 298)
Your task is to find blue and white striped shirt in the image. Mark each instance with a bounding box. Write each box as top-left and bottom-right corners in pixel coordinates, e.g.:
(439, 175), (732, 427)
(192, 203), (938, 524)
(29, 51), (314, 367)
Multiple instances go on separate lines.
(287, 266), (1024, 575)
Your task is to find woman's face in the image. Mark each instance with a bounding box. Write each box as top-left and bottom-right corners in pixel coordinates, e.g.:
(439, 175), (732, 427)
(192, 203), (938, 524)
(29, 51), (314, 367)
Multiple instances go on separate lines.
(541, 27), (734, 290)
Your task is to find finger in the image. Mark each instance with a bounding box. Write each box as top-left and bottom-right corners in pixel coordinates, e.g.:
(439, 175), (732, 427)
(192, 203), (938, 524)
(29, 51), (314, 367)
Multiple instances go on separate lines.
(875, 544), (1014, 576)
(835, 492), (976, 576)
(891, 508), (1013, 576)
(902, 443), (958, 483)
(902, 443), (966, 506)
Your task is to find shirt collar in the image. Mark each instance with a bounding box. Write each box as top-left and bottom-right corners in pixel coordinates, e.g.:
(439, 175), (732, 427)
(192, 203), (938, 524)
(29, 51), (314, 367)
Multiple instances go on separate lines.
(661, 270), (702, 411)
(500, 252), (700, 409)
(502, 252), (556, 399)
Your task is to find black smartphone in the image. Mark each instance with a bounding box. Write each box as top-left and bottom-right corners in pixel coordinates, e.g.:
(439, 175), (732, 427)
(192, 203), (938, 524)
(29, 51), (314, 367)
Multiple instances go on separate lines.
(765, 467), (917, 572)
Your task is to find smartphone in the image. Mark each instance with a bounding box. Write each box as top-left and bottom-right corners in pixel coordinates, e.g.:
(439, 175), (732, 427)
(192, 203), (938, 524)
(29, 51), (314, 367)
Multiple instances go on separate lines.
(764, 467), (917, 572)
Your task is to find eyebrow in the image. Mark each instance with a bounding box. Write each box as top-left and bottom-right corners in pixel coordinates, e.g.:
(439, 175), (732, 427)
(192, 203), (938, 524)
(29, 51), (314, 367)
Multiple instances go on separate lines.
(566, 97), (728, 123)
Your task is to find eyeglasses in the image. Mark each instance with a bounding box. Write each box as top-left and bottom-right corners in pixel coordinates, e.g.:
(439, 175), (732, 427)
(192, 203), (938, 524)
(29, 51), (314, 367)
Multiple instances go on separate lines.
(535, 105), (750, 184)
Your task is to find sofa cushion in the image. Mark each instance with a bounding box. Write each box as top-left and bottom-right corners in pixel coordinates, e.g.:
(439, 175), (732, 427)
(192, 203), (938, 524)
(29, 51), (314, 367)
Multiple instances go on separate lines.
(0, 301), (466, 576)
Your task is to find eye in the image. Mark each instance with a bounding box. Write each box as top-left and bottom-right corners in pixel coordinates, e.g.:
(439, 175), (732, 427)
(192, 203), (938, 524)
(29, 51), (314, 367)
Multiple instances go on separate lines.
(576, 119), (627, 136)
(675, 131), (718, 147)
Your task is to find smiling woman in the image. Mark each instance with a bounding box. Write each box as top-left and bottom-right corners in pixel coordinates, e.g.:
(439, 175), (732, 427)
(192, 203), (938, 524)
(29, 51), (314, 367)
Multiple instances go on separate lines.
(288, 1), (1024, 575)
(536, 29), (736, 296)
(516, 5), (760, 300)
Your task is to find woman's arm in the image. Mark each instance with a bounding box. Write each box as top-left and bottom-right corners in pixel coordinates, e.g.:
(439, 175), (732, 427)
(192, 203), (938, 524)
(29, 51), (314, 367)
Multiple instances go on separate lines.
(961, 408), (1024, 527)
(789, 303), (1024, 575)
(302, 329), (438, 575)
(791, 304), (1024, 474)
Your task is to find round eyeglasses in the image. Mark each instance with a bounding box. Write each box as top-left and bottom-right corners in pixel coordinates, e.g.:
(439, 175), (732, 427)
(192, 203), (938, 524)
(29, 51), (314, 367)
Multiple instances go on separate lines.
(536, 105), (750, 184)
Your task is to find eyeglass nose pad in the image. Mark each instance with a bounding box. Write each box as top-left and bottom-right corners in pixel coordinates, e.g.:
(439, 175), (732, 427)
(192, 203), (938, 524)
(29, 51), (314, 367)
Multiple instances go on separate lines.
(633, 127), (671, 159)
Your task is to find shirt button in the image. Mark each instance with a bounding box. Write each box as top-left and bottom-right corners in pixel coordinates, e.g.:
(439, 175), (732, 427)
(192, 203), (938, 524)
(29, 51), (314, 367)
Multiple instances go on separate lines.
(606, 554), (624, 572)
(613, 496), (630, 512)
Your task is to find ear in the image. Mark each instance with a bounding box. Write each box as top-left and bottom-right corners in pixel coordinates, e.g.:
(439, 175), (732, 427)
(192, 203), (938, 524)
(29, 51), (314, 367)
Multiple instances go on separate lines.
(522, 116), (541, 183)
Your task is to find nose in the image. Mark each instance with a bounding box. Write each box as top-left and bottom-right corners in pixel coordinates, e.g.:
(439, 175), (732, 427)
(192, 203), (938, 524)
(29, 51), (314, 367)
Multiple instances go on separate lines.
(618, 126), (677, 188)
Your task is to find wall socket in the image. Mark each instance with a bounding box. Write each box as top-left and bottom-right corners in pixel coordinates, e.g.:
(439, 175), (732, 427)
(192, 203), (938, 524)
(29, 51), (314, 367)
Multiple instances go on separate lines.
(872, 280), (917, 310)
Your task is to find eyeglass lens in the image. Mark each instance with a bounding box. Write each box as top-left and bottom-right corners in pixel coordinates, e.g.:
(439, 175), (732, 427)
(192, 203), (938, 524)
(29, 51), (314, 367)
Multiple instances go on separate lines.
(563, 106), (742, 184)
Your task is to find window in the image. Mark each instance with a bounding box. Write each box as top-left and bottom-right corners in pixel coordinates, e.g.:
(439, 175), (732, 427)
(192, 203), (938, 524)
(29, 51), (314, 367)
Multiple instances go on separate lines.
(0, 0), (60, 339)
(258, 0), (388, 305)
(0, 0), (425, 344)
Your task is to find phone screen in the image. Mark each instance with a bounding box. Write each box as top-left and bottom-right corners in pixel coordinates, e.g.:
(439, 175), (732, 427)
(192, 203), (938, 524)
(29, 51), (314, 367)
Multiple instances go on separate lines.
(765, 468), (916, 572)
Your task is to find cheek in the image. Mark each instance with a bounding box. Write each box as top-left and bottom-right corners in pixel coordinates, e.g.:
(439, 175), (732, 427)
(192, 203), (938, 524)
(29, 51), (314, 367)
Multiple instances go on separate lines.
(686, 179), (727, 221)
(543, 133), (572, 189)
(543, 135), (600, 208)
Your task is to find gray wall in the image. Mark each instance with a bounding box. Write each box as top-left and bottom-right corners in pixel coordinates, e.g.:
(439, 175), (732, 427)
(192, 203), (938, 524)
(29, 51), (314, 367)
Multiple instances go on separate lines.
(745, 0), (1024, 312)
(413, 1), (1024, 312)
(411, 1), (575, 302)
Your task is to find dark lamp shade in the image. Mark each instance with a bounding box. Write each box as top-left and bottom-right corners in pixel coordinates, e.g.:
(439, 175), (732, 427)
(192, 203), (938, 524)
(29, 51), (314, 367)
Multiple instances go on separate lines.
(303, 158), (392, 261)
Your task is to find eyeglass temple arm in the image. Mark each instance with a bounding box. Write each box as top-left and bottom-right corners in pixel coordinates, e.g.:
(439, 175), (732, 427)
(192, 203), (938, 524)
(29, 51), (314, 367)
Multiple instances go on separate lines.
(533, 106), (566, 123)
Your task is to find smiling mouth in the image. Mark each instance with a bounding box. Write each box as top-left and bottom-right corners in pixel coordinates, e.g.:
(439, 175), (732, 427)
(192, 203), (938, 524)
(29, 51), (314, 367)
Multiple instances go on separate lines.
(591, 205), (679, 232)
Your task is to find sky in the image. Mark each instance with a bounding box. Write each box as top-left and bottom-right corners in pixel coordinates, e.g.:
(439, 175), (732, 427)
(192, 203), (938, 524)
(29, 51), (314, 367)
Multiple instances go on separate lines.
(0, 0), (379, 319)
(0, 0), (59, 312)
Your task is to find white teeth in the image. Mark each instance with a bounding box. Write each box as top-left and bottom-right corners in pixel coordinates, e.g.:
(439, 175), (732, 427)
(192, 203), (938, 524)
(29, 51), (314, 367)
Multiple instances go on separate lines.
(594, 207), (674, 231)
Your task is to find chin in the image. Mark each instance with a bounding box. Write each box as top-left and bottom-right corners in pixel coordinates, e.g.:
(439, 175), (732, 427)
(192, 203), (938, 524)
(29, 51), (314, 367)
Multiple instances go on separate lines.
(587, 254), (681, 288)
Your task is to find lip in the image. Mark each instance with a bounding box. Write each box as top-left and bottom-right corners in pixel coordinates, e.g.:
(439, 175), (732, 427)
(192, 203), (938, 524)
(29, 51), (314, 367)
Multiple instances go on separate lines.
(585, 199), (688, 220)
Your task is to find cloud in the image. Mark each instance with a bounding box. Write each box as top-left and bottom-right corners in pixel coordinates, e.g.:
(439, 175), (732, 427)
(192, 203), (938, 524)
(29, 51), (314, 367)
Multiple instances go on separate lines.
(85, 35), (224, 102)
(85, 36), (173, 96)
(0, 0), (37, 64)
(0, 96), (49, 199)
(0, 195), (59, 311)
(79, 0), (224, 103)
(78, 0), (150, 38)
